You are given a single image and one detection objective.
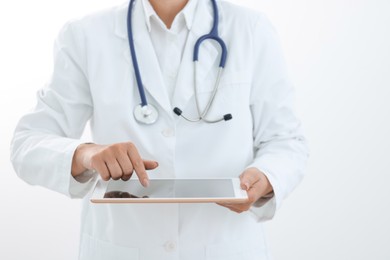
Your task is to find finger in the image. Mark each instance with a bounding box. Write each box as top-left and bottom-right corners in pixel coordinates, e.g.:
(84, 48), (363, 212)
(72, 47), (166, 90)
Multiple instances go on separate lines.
(105, 159), (123, 180)
(115, 155), (134, 181)
(239, 169), (261, 190)
(217, 202), (239, 210)
(216, 202), (229, 207)
(121, 170), (133, 181)
(216, 203), (245, 214)
(92, 159), (111, 181)
(226, 203), (251, 213)
(246, 184), (262, 204)
(143, 160), (159, 170)
(127, 144), (149, 187)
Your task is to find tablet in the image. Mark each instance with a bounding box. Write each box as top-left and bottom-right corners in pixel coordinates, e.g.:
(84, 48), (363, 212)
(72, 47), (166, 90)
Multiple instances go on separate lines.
(90, 178), (248, 204)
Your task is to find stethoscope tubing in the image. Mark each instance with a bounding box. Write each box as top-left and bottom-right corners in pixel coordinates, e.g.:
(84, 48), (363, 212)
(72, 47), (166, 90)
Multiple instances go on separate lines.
(193, 0), (227, 68)
(127, 0), (232, 124)
(194, 64), (225, 123)
(193, 34), (228, 68)
(127, 0), (148, 107)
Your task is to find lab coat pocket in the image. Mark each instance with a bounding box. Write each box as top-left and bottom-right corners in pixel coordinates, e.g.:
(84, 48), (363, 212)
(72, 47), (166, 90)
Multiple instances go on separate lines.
(79, 233), (139, 260)
(197, 70), (250, 94)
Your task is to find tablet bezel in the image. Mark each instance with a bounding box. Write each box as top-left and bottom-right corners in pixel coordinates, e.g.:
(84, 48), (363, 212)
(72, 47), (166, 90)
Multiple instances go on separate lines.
(90, 178), (248, 204)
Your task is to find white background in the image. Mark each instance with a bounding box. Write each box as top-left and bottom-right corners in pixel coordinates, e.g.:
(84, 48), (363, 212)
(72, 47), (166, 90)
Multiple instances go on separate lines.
(0, 0), (389, 259)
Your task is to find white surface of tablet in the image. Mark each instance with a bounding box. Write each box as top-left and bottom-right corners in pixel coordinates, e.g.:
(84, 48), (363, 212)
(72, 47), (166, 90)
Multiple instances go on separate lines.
(90, 178), (248, 204)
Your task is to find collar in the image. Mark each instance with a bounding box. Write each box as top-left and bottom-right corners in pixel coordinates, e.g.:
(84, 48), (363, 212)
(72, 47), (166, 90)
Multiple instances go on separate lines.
(141, 0), (198, 32)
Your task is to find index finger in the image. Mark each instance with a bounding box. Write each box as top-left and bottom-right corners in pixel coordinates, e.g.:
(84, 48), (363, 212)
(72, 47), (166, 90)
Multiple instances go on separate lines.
(126, 143), (149, 187)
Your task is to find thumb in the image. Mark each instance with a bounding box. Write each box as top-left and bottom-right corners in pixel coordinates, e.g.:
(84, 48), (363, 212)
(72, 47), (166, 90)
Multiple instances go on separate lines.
(239, 168), (260, 191)
(143, 160), (159, 170)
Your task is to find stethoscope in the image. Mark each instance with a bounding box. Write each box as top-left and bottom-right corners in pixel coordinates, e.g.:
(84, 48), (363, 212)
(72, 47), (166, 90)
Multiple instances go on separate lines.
(128, 0), (232, 125)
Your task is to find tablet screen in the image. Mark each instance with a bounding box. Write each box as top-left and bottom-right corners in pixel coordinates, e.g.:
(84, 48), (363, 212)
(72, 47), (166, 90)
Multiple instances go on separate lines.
(103, 179), (235, 199)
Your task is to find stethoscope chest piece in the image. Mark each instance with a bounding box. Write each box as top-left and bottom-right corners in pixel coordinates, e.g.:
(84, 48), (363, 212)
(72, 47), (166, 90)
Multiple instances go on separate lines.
(133, 104), (159, 125)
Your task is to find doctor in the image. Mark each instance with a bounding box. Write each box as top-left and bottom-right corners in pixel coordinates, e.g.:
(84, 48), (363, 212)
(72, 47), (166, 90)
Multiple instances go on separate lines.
(11, 0), (308, 259)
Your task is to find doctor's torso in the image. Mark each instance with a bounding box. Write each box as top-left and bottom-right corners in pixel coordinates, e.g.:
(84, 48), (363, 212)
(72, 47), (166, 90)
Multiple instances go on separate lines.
(72, 1), (271, 259)
(10, 0), (304, 259)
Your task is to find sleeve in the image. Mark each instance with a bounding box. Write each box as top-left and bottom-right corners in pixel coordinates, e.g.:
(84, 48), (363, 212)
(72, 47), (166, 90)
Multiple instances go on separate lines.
(10, 20), (98, 198)
(246, 14), (309, 222)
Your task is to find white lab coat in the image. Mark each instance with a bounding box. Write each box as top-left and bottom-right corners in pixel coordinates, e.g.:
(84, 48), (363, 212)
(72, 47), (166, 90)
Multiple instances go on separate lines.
(11, 0), (308, 259)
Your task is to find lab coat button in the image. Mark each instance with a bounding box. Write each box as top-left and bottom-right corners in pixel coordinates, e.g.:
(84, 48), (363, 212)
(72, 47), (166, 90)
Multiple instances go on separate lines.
(162, 128), (175, 137)
(168, 71), (177, 79)
(165, 241), (177, 252)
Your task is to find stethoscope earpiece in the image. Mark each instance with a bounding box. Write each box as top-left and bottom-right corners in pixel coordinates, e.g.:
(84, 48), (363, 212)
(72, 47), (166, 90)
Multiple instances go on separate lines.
(224, 114), (233, 121)
(173, 107), (183, 116)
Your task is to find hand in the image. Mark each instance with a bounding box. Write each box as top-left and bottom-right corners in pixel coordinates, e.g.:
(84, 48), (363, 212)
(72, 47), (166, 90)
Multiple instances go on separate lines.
(218, 168), (273, 213)
(71, 142), (158, 187)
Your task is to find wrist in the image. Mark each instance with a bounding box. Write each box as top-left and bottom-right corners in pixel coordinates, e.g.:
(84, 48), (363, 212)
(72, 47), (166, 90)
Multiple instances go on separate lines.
(71, 143), (95, 177)
(250, 167), (273, 196)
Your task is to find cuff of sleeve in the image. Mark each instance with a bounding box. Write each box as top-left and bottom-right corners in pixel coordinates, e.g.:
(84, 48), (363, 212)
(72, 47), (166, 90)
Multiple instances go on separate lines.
(249, 196), (277, 222)
(69, 170), (98, 198)
(60, 140), (98, 199)
(245, 164), (282, 222)
(253, 191), (275, 207)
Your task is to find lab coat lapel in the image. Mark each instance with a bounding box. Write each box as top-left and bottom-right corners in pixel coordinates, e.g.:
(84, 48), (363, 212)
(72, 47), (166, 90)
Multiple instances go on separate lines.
(172, 0), (220, 114)
(114, 1), (172, 116)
